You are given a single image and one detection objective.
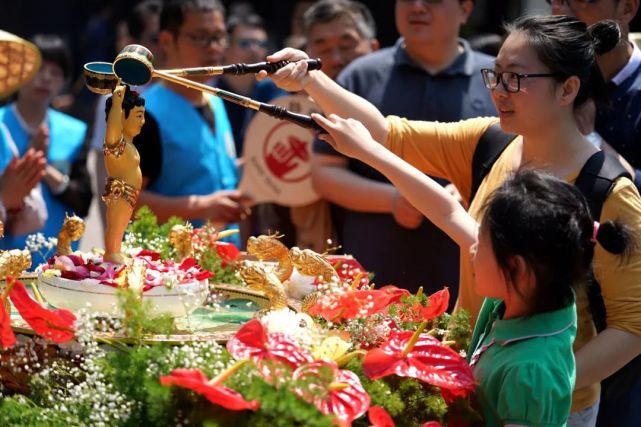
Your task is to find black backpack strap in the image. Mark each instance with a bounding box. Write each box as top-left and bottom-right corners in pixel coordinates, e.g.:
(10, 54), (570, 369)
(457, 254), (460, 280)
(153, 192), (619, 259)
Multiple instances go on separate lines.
(574, 150), (631, 221)
(577, 155), (641, 403)
(470, 123), (517, 204)
(574, 150), (630, 334)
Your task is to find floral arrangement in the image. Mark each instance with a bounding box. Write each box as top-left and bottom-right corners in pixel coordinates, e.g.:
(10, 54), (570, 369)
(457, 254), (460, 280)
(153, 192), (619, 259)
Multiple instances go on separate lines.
(123, 206), (242, 285)
(0, 274), (478, 426)
(40, 251), (213, 292)
(0, 207), (480, 426)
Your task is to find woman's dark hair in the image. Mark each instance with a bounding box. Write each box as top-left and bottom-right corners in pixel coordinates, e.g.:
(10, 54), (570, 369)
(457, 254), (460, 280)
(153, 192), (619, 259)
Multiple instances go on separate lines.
(30, 34), (72, 80)
(481, 169), (634, 314)
(105, 85), (145, 121)
(505, 15), (620, 108)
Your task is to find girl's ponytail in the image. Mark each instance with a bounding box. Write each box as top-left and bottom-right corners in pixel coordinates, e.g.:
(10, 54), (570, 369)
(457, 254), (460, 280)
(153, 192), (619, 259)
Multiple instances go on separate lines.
(595, 220), (636, 259)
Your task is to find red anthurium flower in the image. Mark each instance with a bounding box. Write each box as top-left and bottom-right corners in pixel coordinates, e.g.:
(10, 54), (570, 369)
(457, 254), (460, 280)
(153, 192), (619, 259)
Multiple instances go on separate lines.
(227, 319), (313, 377)
(307, 289), (397, 322)
(160, 365), (259, 411)
(9, 280), (76, 343)
(421, 422), (442, 427)
(400, 288), (450, 323)
(293, 361), (370, 427)
(368, 406), (395, 427)
(328, 255), (369, 288)
(362, 326), (475, 399)
(214, 241), (241, 266)
(0, 295), (16, 349)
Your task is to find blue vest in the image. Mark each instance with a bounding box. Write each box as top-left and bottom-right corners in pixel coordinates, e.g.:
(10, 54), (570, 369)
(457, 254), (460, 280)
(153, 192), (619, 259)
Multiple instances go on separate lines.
(0, 106), (87, 265)
(143, 84), (240, 245)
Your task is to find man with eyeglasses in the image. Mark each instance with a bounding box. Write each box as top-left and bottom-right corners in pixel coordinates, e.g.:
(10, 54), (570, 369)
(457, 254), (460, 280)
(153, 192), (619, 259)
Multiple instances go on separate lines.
(131, 0), (249, 246)
(218, 13), (285, 155)
(308, 0), (496, 299)
(549, 2), (641, 426)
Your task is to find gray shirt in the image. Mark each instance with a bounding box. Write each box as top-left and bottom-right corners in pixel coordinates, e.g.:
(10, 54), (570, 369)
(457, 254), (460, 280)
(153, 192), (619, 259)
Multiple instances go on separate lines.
(314, 38), (496, 297)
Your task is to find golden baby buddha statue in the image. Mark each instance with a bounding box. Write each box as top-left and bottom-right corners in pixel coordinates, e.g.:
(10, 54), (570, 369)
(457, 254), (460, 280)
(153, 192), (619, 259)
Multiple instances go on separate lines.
(102, 84), (145, 264)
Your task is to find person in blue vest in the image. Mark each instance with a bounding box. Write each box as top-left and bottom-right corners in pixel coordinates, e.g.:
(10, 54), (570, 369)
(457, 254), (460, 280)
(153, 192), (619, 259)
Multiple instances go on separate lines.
(0, 34), (92, 266)
(132, 0), (249, 246)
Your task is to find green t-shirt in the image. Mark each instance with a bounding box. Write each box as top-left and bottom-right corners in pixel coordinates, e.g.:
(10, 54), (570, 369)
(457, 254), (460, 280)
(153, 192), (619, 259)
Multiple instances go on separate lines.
(467, 298), (577, 426)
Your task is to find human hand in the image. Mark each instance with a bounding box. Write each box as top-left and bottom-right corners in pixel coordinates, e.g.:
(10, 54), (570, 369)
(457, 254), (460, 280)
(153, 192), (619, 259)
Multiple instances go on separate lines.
(575, 98), (596, 135)
(392, 191), (423, 229)
(313, 113), (377, 161)
(200, 189), (252, 223)
(256, 48), (313, 92)
(29, 123), (49, 157)
(0, 148), (46, 210)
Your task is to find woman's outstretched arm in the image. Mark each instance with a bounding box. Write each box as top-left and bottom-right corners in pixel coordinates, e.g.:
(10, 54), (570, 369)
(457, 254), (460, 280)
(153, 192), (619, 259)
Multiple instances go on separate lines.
(313, 113), (478, 249)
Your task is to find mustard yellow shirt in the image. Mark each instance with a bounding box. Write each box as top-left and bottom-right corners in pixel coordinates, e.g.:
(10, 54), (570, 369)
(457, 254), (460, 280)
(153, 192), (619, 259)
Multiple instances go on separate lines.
(384, 115), (641, 411)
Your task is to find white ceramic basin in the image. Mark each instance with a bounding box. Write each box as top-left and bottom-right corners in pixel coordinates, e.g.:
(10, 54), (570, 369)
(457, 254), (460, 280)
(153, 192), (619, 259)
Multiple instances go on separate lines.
(37, 273), (209, 318)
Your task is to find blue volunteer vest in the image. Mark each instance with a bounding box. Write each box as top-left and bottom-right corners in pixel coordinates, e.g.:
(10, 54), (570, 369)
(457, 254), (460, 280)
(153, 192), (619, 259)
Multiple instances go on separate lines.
(0, 106), (87, 266)
(143, 84), (239, 245)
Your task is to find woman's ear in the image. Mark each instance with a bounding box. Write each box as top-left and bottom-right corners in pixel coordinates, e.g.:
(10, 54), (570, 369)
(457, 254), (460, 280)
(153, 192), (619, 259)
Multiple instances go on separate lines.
(558, 75), (581, 108)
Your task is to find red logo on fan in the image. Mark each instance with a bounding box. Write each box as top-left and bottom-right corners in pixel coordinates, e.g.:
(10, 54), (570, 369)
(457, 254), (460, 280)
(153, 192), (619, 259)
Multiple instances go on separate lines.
(263, 122), (311, 182)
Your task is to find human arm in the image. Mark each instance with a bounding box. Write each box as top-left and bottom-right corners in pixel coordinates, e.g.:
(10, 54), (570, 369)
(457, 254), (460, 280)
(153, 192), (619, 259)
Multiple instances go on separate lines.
(312, 154), (423, 229)
(313, 113), (477, 248)
(53, 140), (93, 217)
(256, 48), (389, 142)
(136, 189), (249, 224)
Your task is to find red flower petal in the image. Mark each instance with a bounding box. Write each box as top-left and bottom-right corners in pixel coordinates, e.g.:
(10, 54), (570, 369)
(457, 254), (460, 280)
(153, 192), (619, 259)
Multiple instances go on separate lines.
(421, 422), (442, 427)
(227, 319), (313, 376)
(0, 298), (16, 349)
(178, 257), (198, 271)
(293, 361), (370, 426)
(362, 331), (475, 398)
(9, 280), (76, 343)
(160, 368), (259, 411)
(417, 288), (449, 321)
(214, 242), (240, 264)
(328, 255), (369, 288)
(136, 249), (161, 260)
(368, 406), (395, 427)
(308, 289), (397, 322)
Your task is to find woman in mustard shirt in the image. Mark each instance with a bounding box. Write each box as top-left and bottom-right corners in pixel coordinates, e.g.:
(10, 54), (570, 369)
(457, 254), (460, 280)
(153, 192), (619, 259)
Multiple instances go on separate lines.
(261, 14), (641, 425)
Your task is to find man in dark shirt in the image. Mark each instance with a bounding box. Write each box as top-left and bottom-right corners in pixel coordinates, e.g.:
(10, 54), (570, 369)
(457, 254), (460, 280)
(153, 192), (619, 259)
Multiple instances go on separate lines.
(312, 0), (496, 298)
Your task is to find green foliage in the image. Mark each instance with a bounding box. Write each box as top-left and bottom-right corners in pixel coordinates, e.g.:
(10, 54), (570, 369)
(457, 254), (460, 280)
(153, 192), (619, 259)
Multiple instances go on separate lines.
(0, 397), (76, 426)
(444, 309), (472, 353)
(197, 238), (243, 286)
(116, 288), (176, 337)
(346, 358), (446, 427)
(126, 206), (183, 259)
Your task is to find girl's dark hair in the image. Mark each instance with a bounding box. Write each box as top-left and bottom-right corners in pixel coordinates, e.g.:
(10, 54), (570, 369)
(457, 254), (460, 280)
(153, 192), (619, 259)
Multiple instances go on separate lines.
(505, 15), (620, 108)
(105, 85), (145, 121)
(30, 34), (72, 80)
(481, 169), (634, 314)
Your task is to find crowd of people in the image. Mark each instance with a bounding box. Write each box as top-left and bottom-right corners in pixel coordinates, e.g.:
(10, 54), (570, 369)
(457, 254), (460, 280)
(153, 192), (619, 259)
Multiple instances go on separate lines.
(1, 0), (641, 425)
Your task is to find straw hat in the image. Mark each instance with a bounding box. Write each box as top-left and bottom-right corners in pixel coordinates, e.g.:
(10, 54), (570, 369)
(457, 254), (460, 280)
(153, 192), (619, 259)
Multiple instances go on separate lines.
(0, 29), (41, 98)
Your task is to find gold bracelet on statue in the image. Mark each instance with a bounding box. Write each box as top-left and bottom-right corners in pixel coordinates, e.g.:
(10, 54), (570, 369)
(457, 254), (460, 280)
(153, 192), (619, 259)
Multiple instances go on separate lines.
(103, 136), (127, 158)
